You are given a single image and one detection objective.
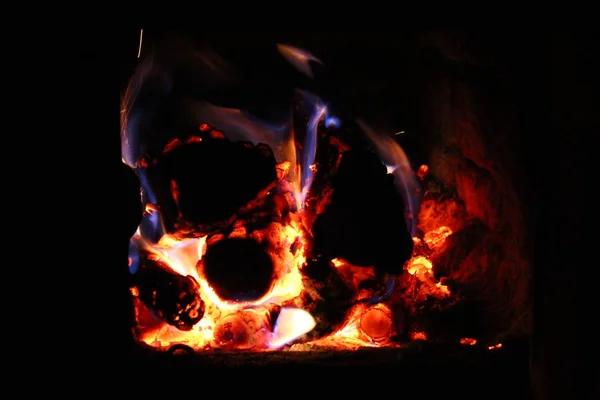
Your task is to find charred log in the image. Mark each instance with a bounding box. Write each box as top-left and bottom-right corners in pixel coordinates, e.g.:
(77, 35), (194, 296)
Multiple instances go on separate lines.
(198, 238), (275, 302)
(159, 135), (277, 227)
(133, 257), (205, 331)
(312, 150), (413, 275)
(213, 310), (271, 350)
(360, 306), (394, 343)
(299, 257), (353, 340)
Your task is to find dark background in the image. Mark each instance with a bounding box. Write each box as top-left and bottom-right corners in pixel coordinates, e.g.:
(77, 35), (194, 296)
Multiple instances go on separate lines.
(49, 30), (581, 398)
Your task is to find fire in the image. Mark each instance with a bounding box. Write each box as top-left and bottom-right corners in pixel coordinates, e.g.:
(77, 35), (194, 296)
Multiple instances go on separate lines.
(424, 225), (452, 249)
(132, 213), (308, 350)
(127, 133), (456, 350)
(460, 337), (477, 345)
(405, 255), (450, 298)
(121, 45), (478, 354)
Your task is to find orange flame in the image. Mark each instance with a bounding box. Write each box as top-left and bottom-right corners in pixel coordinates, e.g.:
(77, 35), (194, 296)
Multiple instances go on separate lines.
(133, 202), (460, 350)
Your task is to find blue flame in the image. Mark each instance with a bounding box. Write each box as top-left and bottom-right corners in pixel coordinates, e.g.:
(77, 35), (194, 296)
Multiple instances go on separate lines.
(128, 238), (142, 274)
(357, 121), (421, 237)
(186, 100), (289, 161)
(367, 274), (397, 305)
(300, 102), (326, 204)
(121, 59), (172, 168)
(325, 116), (341, 128)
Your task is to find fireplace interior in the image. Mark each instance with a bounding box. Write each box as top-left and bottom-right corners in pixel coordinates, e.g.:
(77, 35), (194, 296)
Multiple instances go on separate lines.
(116, 31), (546, 397)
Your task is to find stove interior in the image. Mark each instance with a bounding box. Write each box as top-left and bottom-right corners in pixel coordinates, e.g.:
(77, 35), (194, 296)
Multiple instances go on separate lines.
(120, 31), (532, 355)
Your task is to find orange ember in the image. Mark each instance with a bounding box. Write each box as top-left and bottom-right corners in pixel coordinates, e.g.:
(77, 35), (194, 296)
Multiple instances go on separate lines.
(129, 187), (461, 351)
(416, 164), (429, 181)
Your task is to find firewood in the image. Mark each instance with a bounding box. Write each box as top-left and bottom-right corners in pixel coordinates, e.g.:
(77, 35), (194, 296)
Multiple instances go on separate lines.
(359, 306), (393, 343)
(158, 136), (277, 230)
(133, 256), (205, 331)
(198, 238), (274, 302)
(299, 257), (353, 340)
(213, 310), (271, 350)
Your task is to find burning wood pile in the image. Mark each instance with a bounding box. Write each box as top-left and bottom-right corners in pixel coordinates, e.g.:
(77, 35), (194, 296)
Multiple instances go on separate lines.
(120, 41), (530, 353)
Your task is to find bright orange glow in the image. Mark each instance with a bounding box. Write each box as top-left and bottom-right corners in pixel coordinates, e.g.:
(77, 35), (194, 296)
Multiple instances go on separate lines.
(488, 343), (503, 350)
(124, 112), (470, 351)
(416, 164), (429, 181)
(424, 225), (452, 249)
(131, 199), (459, 350)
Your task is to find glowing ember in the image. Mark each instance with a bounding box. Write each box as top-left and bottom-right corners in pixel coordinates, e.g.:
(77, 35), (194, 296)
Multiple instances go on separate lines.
(213, 310), (270, 350)
(359, 305), (393, 343)
(460, 337), (477, 345)
(424, 225), (452, 249)
(416, 164), (429, 181)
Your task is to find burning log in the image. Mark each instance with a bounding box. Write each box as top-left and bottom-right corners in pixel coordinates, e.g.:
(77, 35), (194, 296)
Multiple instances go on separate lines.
(133, 256), (205, 331)
(299, 257), (354, 340)
(213, 310), (271, 350)
(158, 134), (278, 230)
(311, 150), (414, 275)
(359, 305), (393, 343)
(198, 238), (275, 302)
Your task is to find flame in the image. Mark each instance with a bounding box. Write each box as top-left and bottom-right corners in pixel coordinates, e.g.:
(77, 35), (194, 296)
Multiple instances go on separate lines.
(424, 225), (452, 249)
(460, 337), (477, 345)
(488, 343), (503, 350)
(276, 44), (323, 79)
(358, 121), (421, 237)
(269, 307), (316, 348)
(186, 91), (327, 208)
(406, 253), (450, 298)
(121, 50), (471, 353)
(132, 213), (308, 349)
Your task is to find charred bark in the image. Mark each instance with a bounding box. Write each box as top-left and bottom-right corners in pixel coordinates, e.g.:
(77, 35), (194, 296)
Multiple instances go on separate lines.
(133, 256), (205, 331)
